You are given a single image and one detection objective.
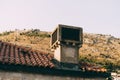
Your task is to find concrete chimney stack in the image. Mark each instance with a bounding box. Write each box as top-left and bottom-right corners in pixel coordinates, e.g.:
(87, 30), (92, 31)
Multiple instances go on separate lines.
(51, 24), (83, 69)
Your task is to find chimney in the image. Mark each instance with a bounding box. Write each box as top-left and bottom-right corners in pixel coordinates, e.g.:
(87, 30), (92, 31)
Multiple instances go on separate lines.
(51, 24), (83, 69)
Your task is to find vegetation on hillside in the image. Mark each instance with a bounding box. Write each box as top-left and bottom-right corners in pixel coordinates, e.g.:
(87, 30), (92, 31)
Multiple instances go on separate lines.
(20, 29), (50, 38)
(79, 33), (120, 71)
(0, 31), (14, 36)
(0, 29), (120, 71)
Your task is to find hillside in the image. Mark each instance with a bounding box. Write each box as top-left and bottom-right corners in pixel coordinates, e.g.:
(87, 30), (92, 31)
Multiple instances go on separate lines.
(80, 33), (120, 71)
(0, 29), (120, 71)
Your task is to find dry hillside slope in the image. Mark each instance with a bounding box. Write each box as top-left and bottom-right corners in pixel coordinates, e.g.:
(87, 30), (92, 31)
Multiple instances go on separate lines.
(0, 29), (120, 70)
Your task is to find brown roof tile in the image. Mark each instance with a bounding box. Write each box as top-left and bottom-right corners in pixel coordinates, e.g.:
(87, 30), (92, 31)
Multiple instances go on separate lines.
(0, 41), (54, 68)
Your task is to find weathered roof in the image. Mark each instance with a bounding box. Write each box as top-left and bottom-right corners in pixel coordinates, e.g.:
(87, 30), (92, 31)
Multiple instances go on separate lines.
(0, 40), (54, 68)
(0, 40), (110, 78)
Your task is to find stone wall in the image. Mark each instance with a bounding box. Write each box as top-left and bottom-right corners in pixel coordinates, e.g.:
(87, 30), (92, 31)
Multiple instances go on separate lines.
(0, 70), (106, 80)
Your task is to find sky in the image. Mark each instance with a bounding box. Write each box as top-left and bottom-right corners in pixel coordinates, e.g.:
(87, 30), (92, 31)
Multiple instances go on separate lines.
(0, 0), (120, 38)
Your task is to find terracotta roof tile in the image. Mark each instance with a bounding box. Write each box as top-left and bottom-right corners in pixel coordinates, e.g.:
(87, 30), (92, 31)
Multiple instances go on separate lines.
(25, 53), (32, 66)
(0, 41), (54, 68)
(9, 45), (15, 64)
(4, 44), (9, 63)
(15, 47), (20, 64)
(0, 40), (109, 77)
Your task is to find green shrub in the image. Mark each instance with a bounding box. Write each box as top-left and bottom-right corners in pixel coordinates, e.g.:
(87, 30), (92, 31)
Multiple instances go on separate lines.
(3, 31), (10, 35)
(20, 29), (50, 38)
(0, 34), (2, 36)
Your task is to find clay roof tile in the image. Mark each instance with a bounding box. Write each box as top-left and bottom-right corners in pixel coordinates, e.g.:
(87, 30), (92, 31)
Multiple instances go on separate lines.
(0, 41), (54, 68)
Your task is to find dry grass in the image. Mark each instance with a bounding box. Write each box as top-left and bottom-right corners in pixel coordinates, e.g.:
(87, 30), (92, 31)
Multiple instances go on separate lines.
(0, 30), (120, 70)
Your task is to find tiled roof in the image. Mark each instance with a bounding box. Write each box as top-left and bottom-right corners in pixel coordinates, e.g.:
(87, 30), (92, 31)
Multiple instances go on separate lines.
(0, 41), (110, 77)
(0, 40), (54, 68)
